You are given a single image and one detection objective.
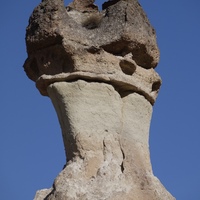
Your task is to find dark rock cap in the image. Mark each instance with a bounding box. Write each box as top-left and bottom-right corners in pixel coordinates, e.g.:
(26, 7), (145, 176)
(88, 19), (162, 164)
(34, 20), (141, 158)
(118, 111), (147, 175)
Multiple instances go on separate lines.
(23, 0), (161, 104)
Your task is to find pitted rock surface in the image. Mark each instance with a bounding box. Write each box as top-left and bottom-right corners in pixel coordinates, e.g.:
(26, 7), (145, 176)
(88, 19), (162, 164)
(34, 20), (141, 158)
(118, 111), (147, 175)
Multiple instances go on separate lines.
(24, 0), (161, 104)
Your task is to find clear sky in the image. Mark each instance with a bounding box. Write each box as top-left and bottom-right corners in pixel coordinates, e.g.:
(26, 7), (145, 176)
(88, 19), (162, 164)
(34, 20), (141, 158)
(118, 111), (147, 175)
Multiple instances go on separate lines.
(0, 0), (200, 199)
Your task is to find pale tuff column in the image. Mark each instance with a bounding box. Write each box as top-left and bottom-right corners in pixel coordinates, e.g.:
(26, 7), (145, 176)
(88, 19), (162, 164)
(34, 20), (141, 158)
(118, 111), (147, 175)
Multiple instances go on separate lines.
(47, 80), (122, 167)
(41, 80), (174, 200)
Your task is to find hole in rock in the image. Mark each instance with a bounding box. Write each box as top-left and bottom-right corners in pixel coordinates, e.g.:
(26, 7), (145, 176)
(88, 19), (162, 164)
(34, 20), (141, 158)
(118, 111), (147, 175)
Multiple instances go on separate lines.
(120, 60), (136, 75)
(152, 81), (161, 92)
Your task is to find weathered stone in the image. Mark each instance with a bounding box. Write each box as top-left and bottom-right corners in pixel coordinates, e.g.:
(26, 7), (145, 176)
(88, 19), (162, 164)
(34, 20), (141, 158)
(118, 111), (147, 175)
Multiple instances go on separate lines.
(41, 80), (173, 200)
(23, 0), (161, 105)
(24, 0), (159, 75)
(68, 0), (98, 12)
(34, 188), (52, 200)
(23, 0), (175, 199)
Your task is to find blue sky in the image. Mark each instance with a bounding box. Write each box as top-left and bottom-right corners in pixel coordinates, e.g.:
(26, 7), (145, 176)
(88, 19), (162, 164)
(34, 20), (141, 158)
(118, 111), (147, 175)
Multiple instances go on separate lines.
(1, 0), (200, 199)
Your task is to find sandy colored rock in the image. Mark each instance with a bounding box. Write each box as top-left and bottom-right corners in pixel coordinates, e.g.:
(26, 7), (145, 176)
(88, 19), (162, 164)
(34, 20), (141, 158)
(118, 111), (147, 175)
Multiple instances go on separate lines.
(34, 189), (52, 200)
(23, 0), (175, 199)
(38, 80), (173, 200)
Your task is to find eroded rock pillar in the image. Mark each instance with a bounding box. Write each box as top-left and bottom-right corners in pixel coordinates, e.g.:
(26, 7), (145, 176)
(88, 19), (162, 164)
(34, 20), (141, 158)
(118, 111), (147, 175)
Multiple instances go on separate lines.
(23, 0), (175, 199)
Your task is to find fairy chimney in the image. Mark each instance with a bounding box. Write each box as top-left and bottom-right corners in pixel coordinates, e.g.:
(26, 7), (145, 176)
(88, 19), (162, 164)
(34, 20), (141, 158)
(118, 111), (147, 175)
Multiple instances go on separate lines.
(23, 0), (175, 199)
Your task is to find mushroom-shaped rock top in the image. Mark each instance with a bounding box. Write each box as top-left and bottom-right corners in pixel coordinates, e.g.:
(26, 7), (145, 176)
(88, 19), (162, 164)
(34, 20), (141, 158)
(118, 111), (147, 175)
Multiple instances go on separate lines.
(24, 0), (161, 104)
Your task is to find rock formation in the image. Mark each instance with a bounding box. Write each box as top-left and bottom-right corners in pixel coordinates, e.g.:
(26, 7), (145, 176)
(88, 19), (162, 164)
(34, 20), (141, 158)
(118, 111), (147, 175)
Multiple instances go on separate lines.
(24, 0), (175, 199)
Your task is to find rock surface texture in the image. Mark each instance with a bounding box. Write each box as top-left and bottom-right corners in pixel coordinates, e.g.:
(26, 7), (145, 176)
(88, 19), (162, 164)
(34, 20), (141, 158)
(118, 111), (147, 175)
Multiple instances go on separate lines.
(24, 0), (175, 199)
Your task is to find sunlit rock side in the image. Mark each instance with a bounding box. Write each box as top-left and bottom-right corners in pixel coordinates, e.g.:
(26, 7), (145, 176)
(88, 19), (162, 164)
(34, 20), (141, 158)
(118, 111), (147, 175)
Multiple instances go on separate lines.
(23, 0), (175, 199)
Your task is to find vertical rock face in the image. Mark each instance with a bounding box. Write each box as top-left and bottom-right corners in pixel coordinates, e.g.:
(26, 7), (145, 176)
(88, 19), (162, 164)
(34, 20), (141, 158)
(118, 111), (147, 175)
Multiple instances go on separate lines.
(24, 0), (175, 199)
